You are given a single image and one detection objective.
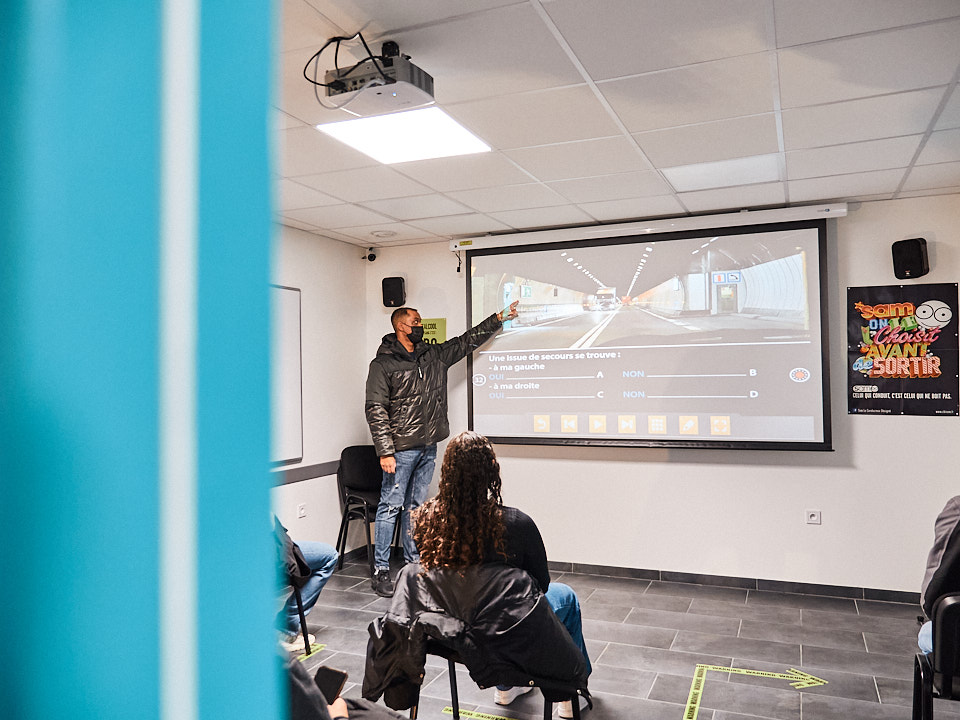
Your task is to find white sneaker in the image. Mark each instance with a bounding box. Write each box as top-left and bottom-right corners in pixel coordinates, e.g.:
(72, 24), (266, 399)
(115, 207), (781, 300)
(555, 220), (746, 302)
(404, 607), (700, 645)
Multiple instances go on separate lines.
(279, 630), (315, 653)
(558, 699), (574, 718)
(494, 685), (533, 706)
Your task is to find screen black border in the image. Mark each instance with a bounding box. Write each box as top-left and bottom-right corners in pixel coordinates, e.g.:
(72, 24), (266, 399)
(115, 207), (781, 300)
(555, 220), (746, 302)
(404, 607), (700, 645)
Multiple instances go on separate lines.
(465, 219), (833, 451)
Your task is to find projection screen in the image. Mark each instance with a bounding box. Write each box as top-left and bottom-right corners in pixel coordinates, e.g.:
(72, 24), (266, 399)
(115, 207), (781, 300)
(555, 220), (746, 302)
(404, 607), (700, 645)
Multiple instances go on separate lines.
(466, 220), (831, 450)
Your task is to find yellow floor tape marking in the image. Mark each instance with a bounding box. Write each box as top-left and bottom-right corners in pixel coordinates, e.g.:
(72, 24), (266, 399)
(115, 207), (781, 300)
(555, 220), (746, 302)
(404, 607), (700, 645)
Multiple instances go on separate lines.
(441, 708), (509, 720)
(296, 643), (327, 661)
(684, 663), (827, 720)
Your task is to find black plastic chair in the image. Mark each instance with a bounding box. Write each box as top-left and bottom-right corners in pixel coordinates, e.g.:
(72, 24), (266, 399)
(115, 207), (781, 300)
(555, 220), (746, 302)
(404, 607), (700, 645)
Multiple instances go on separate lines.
(335, 445), (401, 576)
(914, 593), (960, 719)
(409, 641), (589, 720)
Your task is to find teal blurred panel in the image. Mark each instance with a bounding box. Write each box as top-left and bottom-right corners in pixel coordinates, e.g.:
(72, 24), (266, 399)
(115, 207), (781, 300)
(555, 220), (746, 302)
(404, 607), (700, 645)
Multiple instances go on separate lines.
(0, 3), (162, 719)
(194, 2), (280, 719)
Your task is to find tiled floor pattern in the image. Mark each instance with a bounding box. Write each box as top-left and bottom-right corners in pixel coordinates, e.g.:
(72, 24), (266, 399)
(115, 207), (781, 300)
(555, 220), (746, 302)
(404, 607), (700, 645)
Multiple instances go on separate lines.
(293, 561), (950, 720)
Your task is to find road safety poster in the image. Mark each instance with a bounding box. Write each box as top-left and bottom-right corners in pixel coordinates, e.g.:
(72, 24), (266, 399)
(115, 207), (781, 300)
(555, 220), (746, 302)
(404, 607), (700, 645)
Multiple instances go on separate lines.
(848, 283), (958, 416)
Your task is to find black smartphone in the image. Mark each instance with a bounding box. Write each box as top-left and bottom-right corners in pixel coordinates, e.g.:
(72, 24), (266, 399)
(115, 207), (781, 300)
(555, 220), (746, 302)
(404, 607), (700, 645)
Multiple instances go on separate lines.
(314, 665), (348, 704)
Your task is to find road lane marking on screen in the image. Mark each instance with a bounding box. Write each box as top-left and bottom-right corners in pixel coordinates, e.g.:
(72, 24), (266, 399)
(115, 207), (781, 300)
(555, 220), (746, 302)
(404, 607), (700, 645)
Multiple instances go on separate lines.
(571, 310), (620, 349)
(684, 664), (827, 720)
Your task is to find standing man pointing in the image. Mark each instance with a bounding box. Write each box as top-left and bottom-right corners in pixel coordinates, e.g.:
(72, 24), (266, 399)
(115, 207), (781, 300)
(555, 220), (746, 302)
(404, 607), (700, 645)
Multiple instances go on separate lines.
(364, 301), (519, 597)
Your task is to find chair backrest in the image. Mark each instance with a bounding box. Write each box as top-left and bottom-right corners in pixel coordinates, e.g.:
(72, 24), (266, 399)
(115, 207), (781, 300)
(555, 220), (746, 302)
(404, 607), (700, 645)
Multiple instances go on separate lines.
(337, 445), (382, 494)
(933, 593), (960, 697)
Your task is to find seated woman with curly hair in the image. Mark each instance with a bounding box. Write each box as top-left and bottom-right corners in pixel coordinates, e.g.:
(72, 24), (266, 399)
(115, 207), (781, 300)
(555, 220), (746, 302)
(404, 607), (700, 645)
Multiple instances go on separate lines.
(412, 430), (591, 719)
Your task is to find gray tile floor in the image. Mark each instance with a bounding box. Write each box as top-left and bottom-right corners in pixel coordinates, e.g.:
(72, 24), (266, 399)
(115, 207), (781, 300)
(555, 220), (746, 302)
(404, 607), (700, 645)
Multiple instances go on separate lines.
(293, 561), (951, 720)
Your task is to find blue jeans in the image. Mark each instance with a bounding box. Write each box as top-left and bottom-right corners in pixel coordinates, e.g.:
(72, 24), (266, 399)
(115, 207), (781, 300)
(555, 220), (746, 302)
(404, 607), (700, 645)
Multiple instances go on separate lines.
(497, 582), (591, 691)
(919, 620), (933, 654)
(374, 444), (437, 570)
(277, 541), (338, 633)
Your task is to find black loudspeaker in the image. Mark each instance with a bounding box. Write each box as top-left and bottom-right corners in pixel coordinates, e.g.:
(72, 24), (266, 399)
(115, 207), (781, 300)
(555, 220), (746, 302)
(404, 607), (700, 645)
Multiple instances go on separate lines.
(892, 237), (929, 280)
(382, 277), (405, 307)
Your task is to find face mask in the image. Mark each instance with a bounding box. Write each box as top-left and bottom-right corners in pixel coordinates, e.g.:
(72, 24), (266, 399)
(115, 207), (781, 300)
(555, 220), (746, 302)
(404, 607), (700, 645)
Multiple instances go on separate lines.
(408, 326), (424, 344)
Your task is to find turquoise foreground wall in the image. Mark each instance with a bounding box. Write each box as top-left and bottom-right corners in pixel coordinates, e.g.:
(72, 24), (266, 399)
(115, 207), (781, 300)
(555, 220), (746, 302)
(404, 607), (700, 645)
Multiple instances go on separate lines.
(0, 3), (280, 718)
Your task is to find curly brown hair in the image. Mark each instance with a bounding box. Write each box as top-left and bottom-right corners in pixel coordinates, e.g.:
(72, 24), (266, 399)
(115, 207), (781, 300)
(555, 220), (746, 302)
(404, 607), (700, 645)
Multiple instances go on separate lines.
(412, 431), (506, 571)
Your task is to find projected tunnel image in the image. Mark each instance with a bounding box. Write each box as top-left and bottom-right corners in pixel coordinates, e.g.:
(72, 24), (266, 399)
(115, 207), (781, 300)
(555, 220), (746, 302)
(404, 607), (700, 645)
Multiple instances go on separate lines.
(471, 231), (815, 352)
(467, 225), (830, 449)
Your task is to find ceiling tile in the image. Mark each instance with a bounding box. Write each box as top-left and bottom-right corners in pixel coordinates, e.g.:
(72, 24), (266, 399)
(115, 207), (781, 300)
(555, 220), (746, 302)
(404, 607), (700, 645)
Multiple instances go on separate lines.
(407, 213), (511, 236)
(577, 196), (686, 222)
(361, 194), (472, 220)
(662, 154), (782, 192)
(778, 20), (960, 109)
(677, 182), (785, 212)
(901, 161), (960, 192)
(276, 110), (304, 130)
(295, 166), (432, 202)
(279, 126), (377, 177)
(786, 135), (922, 180)
(393, 152), (534, 192)
(489, 205), (596, 230)
(599, 53), (777, 132)
(449, 183), (568, 213)
(917, 128), (960, 165)
(504, 137), (651, 182)
(384, 4), (583, 105)
(773, 0), (960, 47)
(898, 185), (960, 199)
(787, 168), (907, 202)
(544, 0), (773, 80)
(781, 87), (945, 149)
(279, 217), (320, 233)
(280, 0), (343, 53)
(446, 86), (621, 149)
(278, 178), (342, 210)
(334, 222), (439, 243)
(936, 86), (960, 130)
(636, 115), (780, 168)
(547, 171), (673, 204)
(285, 203), (394, 229)
(302, 0), (520, 37)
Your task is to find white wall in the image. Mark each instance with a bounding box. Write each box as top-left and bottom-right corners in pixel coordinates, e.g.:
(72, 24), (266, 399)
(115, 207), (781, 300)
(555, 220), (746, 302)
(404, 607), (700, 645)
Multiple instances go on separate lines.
(270, 226), (371, 545)
(357, 195), (960, 593)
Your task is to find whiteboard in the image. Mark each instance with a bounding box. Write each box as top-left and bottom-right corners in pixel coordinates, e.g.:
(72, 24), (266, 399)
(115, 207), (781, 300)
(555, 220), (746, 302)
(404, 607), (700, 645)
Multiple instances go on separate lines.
(271, 285), (303, 465)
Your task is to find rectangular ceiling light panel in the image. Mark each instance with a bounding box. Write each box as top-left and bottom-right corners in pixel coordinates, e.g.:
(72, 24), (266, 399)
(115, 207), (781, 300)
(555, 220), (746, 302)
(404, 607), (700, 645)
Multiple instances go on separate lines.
(317, 106), (491, 164)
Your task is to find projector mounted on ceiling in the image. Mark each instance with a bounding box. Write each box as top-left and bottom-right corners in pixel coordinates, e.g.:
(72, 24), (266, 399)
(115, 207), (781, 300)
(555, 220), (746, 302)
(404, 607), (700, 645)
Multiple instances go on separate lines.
(320, 40), (435, 117)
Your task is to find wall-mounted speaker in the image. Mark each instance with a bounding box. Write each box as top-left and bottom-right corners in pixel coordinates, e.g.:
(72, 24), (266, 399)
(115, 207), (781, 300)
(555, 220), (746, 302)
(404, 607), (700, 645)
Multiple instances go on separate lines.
(382, 277), (405, 307)
(892, 237), (929, 280)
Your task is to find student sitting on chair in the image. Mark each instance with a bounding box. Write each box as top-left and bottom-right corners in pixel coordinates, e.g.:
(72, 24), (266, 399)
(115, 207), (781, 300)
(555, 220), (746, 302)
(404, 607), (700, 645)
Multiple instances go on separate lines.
(412, 430), (591, 718)
(275, 515), (339, 652)
(919, 496), (960, 653)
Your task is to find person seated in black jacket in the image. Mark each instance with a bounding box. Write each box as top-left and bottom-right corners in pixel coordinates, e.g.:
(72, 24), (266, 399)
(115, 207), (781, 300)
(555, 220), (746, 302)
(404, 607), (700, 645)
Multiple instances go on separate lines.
(919, 495), (960, 653)
(411, 430), (591, 718)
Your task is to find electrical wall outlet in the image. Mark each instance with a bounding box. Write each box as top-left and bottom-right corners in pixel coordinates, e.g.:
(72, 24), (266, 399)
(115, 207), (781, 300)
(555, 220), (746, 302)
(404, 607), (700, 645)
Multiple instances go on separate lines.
(806, 509), (822, 525)
(297, 503), (307, 519)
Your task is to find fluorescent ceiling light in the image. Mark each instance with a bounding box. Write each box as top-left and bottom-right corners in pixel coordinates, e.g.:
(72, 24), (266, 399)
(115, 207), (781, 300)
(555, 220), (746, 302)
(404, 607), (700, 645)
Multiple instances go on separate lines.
(316, 106), (490, 164)
(662, 154), (782, 193)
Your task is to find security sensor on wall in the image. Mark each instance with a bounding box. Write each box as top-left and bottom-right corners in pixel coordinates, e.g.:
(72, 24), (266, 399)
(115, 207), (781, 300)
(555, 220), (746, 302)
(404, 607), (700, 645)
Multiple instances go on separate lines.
(363, 247), (377, 262)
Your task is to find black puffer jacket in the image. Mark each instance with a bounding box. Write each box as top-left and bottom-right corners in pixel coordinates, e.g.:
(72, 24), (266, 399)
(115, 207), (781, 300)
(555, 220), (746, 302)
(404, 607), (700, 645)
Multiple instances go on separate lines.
(364, 314), (501, 456)
(361, 563), (590, 711)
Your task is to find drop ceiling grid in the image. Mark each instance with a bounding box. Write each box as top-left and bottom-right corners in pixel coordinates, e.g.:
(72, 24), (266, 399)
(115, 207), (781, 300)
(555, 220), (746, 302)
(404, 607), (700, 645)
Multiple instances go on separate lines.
(274, 0), (960, 245)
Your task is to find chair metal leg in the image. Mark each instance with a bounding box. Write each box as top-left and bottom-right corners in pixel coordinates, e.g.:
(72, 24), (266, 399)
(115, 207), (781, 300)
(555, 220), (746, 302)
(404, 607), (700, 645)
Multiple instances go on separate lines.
(572, 692), (582, 719)
(335, 507), (350, 571)
(447, 658), (460, 719)
(293, 586), (311, 656)
(543, 700), (552, 720)
(363, 505), (375, 577)
(914, 653), (934, 720)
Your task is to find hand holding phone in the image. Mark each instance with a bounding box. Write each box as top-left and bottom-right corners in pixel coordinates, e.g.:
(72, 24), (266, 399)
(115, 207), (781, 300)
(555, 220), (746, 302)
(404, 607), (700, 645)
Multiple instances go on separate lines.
(314, 665), (348, 704)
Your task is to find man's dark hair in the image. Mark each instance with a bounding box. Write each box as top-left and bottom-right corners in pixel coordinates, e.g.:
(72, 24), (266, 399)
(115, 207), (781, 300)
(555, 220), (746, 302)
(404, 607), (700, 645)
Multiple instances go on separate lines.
(391, 307), (417, 331)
